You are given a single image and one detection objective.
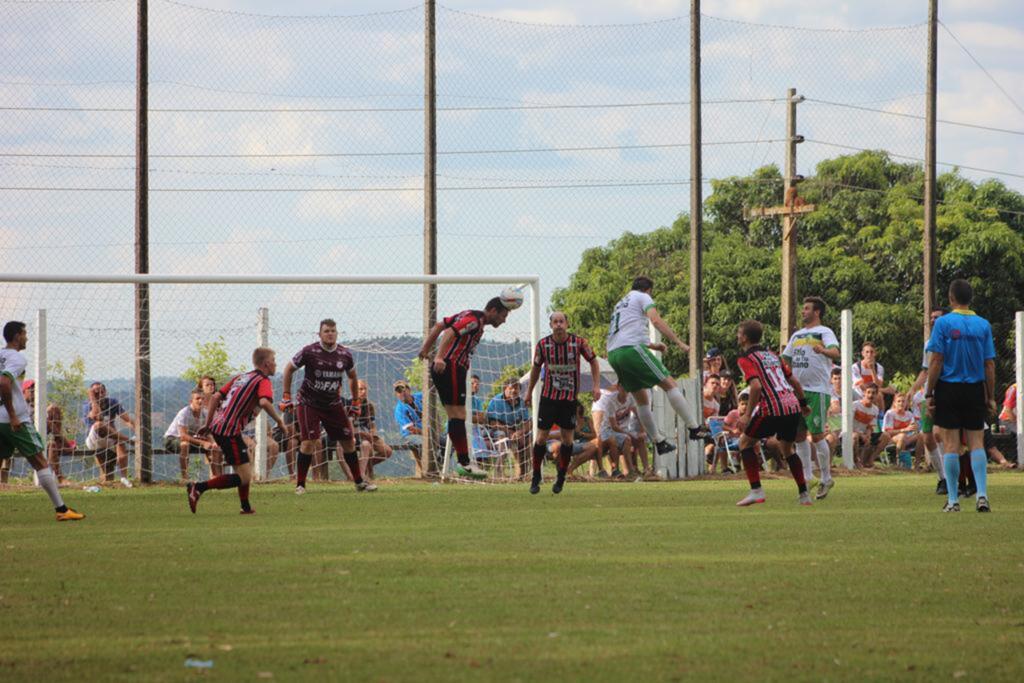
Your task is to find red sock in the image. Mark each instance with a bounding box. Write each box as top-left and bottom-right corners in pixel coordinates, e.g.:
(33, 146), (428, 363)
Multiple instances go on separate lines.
(557, 442), (572, 475)
(741, 448), (761, 489)
(449, 418), (468, 456)
(786, 454), (807, 493)
(238, 483), (251, 511)
(296, 452), (312, 487)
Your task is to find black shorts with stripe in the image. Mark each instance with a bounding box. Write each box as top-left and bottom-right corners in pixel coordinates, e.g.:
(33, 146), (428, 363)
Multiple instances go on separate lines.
(537, 397), (577, 431)
(744, 412), (800, 443)
(431, 364), (468, 407)
(934, 380), (987, 431)
(212, 433), (250, 467)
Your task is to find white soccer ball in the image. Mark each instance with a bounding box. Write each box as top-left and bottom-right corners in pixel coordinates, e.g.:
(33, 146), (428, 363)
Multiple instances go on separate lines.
(499, 287), (524, 310)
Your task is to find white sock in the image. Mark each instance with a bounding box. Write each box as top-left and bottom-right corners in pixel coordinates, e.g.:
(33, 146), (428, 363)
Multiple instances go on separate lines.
(929, 447), (944, 480)
(665, 387), (699, 430)
(815, 439), (832, 483)
(636, 404), (663, 443)
(796, 440), (814, 480)
(37, 467), (65, 509)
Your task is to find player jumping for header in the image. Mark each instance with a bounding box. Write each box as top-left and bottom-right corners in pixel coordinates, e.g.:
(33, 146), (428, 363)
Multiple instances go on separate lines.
(418, 297), (513, 479)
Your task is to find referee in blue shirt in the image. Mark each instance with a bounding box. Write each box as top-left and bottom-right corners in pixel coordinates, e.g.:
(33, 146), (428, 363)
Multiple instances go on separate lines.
(925, 279), (997, 512)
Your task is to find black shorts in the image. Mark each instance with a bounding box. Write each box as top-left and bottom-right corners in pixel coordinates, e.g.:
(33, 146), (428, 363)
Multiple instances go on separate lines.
(212, 433), (250, 467)
(934, 380), (987, 431)
(537, 398), (577, 431)
(745, 412), (800, 443)
(431, 363), (468, 406)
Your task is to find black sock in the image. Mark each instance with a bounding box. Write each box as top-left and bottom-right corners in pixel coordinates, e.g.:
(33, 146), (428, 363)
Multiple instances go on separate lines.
(456, 452), (471, 467)
(56, 504), (68, 513)
(342, 450), (363, 484)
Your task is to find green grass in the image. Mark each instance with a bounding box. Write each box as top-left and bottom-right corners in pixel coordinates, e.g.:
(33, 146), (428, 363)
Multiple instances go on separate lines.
(2, 474), (1024, 681)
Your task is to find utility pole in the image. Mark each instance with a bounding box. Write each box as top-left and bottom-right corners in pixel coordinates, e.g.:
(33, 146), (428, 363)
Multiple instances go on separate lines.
(134, 0), (152, 483)
(421, 0), (438, 477)
(745, 88), (813, 347)
(688, 0), (702, 376)
(923, 0), (938, 341)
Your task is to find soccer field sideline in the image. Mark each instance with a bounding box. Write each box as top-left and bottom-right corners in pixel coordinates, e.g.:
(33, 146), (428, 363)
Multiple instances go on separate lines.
(2, 475), (1023, 682)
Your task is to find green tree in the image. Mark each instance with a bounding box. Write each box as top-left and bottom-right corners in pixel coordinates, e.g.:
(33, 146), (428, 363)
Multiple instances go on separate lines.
(552, 151), (1024, 385)
(403, 357), (427, 391)
(47, 356), (87, 441)
(491, 362), (531, 399)
(181, 337), (247, 386)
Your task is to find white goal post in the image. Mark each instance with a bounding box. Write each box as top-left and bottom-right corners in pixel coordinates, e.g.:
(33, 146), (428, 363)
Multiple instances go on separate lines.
(1, 272), (540, 482)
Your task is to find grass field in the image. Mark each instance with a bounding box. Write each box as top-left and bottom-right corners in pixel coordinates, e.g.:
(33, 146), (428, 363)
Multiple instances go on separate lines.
(2, 474), (1024, 681)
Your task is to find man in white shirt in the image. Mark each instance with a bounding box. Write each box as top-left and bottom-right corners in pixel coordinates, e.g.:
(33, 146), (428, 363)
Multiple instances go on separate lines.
(591, 384), (636, 477)
(164, 390), (219, 481)
(606, 276), (706, 458)
(0, 320), (84, 521)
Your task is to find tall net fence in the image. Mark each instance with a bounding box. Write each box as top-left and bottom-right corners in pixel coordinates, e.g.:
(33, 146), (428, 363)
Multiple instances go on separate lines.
(2, 1), (1021, 482)
(0, 279), (533, 483)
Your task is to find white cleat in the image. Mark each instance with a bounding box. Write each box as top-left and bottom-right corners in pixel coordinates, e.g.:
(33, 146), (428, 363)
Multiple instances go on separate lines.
(356, 481), (378, 492)
(798, 491), (813, 506)
(295, 485), (306, 495)
(120, 476), (133, 489)
(815, 479), (835, 500)
(736, 489), (766, 507)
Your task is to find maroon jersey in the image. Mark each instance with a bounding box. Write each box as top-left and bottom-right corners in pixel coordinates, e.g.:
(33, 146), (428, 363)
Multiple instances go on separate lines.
(210, 370), (273, 437)
(736, 346), (801, 417)
(291, 342), (354, 409)
(533, 333), (596, 402)
(441, 310), (486, 369)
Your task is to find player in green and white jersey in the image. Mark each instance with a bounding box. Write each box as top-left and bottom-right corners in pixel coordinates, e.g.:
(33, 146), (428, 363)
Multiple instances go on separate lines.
(606, 276), (706, 456)
(0, 321), (84, 521)
(782, 297), (840, 500)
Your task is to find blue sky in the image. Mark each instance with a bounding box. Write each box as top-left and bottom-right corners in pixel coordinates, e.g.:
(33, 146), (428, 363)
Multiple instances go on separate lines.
(1, 0), (1021, 379)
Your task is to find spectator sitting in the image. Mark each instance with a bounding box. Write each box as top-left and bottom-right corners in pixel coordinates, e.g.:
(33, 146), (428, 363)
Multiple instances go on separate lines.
(196, 376), (224, 476)
(344, 380), (392, 481)
(983, 424), (1015, 469)
(712, 393), (747, 474)
(164, 389), (219, 481)
(622, 390), (651, 478)
(85, 395), (134, 486)
(702, 374), (721, 421)
(882, 392), (918, 462)
(851, 384), (883, 467)
(590, 383), (635, 478)
(852, 342), (896, 413)
(999, 383), (1017, 434)
(823, 368), (844, 455)
(486, 379), (532, 479)
(271, 396), (297, 480)
(393, 380), (425, 478)
(16, 379), (74, 485)
(563, 402), (601, 478)
(717, 370), (739, 416)
(702, 347), (724, 382)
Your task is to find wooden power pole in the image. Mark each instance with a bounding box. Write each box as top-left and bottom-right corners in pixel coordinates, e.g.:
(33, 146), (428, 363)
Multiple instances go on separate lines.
(689, 0), (703, 375)
(134, 0), (152, 483)
(421, 0), (437, 477)
(746, 88), (814, 347)
(923, 0), (938, 341)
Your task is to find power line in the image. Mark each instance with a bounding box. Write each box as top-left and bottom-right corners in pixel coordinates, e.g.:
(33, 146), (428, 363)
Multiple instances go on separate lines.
(940, 21), (1024, 119)
(803, 139), (1024, 181)
(0, 97), (782, 114)
(0, 138), (786, 159)
(805, 99), (1024, 136)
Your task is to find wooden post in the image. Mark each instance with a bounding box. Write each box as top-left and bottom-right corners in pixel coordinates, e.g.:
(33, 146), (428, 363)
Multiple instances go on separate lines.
(923, 0), (938, 342)
(422, 0), (438, 476)
(688, 0), (702, 376)
(134, 0), (152, 483)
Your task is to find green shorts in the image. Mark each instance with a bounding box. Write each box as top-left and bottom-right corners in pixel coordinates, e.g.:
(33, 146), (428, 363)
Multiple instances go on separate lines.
(798, 391), (830, 435)
(0, 422), (45, 460)
(608, 345), (670, 393)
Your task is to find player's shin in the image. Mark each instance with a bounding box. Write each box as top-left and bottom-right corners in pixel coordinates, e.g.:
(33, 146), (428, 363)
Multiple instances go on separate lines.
(531, 442), (545, 485)
(636, 404), (662, 442)
(665, 387), (699, 430)
(36, 466), (66, 510)
(448, 418), (470, 466)
(785, 451), (807, 493)
(342, 449), (363, 484)
(740, 448), (761, 489)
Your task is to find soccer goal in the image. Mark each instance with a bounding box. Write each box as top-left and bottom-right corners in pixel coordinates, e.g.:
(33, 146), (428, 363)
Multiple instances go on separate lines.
(0, 273), (540, 485)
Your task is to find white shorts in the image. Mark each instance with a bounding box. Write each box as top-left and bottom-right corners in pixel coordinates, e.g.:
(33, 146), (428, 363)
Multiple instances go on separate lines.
(86, 425), (121, 451)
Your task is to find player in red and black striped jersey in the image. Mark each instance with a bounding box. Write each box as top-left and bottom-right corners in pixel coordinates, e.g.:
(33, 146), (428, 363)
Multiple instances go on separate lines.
(418, 297), (512, 479)
(524, 311), (601, 494)
(188, 347), (290, 515)
(733, 320), (813, 508)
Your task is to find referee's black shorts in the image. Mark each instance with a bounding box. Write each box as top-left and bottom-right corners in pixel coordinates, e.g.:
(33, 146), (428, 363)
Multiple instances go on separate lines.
(933, 380), (987, 431)
(537, 397), (577, 431)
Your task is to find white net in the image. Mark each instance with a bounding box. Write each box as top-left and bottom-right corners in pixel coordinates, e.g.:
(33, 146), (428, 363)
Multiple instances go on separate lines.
(0, 276), (536, 485)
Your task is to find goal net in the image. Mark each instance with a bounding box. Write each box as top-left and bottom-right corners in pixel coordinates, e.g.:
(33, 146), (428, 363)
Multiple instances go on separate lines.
(0, 274), (540, 485)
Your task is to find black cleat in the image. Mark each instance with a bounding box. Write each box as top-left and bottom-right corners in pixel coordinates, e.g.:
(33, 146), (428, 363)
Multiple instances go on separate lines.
(935, 479), (948, 496)
(529, 482), (540, 495)
(942, 501), (960, 513)
(552, 479), (564, 494)
(961, 483), (977, 499)
(655, 440), (676, 455)
(688, 427), (710, 441)
(976, 496), (991, 513)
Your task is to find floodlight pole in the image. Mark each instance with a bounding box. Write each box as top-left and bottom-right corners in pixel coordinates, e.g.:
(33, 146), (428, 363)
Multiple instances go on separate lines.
(134, 0), (153, 483)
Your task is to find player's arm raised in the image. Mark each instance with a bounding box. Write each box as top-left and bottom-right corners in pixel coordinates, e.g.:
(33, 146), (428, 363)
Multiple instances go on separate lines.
(644, 306), (689, 354)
